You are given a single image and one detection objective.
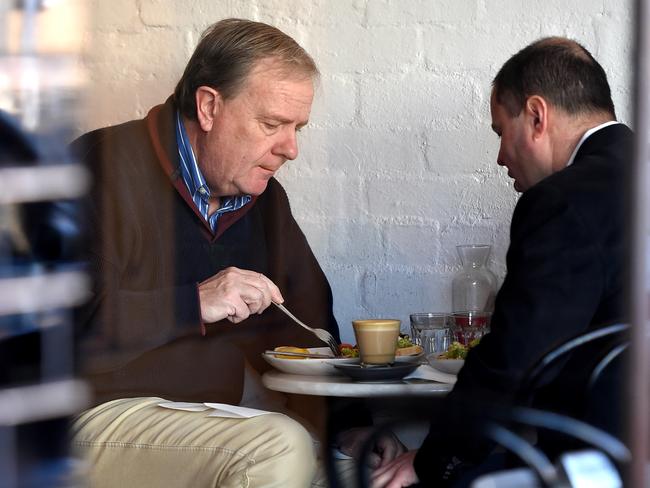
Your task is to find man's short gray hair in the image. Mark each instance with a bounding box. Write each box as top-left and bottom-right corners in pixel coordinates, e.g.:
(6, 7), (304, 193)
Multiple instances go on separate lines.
(174, 18), (319, 120)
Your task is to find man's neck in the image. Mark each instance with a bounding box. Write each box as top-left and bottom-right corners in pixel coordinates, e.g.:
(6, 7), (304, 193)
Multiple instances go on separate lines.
(183, 116), (202, 161)
(551, 111), (615, 171)
(208, 198), (221, 216)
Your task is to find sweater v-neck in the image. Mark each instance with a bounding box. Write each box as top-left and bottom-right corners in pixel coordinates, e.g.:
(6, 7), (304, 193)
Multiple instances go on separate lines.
(144, 99), (258, 242)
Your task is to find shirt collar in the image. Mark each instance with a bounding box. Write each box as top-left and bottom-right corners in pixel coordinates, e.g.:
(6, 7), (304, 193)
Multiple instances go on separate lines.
(566, 120), (621, 167)
(175, 110), (211, 204)
(174, 110), (252, 233)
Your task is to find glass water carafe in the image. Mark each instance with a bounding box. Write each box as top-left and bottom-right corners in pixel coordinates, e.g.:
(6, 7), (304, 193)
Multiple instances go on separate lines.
(451, 244), (497, 313)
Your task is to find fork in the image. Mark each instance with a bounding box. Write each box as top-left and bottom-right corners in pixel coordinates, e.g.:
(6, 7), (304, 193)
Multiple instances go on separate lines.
(272, 302), (340, 357)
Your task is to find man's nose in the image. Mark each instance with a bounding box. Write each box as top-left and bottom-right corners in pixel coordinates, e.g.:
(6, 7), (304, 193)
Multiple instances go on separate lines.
(496, 148), (506, 166)
(273, 129), (298, 161)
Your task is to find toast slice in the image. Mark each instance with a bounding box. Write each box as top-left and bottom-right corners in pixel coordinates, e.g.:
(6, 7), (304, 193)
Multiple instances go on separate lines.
(395, 344), (423, 356)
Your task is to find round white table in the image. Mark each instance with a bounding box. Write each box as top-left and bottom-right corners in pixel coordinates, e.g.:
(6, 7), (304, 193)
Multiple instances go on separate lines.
(262, 370), (453, 398)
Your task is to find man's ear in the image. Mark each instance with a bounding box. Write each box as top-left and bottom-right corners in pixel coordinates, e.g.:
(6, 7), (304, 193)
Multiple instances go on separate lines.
(195, 86), (223, 132)
(524, 95), (548, 141)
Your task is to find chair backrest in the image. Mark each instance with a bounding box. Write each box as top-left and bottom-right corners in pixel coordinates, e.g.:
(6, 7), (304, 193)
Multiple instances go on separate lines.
(477, 407), (630, 487)
(516, 323), (629, 407)
(513, 323), (630, 462)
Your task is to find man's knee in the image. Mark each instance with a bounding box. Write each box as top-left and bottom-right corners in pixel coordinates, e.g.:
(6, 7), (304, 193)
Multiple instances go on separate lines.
(250, 414), (317, 484)
(259, 414), (315, 457)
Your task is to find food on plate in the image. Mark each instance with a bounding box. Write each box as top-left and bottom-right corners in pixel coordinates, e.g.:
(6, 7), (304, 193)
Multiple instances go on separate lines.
(335, 335), (424, 359)
(339, 343), (359, 358)
(438, 338), (481, 360)
(396, 344), (423, 356)
(273, 346), (310, 360)
(395, 334), (424, 357)
(439, 341), (467, 359)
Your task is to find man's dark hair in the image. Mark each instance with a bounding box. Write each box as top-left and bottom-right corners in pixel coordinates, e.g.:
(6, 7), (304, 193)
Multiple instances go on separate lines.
(493, 37), (616, 118)
(174, 18), (319, 120)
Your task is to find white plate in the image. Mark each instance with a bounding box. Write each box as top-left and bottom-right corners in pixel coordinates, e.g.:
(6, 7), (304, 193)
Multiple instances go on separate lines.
(427, 357), (464, 375)
(263, 347), (359, 376)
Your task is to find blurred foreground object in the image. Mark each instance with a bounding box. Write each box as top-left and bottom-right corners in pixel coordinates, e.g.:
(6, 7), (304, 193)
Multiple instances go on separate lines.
(0, 1), (90, 486)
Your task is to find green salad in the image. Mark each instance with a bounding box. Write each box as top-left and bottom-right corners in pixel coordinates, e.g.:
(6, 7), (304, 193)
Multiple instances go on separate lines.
(397, 334), (414, 349)
(439, 338), (481, 359)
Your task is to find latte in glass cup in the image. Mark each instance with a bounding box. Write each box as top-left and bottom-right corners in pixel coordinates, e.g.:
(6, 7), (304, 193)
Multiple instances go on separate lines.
(352, 319), (401, 365)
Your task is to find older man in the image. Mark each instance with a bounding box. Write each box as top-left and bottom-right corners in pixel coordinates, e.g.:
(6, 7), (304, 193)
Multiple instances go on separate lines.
(371, 37), (631, 487)
(71, 19), (340, 487)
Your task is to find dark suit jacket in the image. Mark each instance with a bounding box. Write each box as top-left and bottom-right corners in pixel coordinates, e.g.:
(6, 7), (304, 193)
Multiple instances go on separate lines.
(414, 124), (632, 484)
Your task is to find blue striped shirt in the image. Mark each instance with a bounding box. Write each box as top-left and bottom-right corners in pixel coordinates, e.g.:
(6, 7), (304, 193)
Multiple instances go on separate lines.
(174, 111), (251, 233)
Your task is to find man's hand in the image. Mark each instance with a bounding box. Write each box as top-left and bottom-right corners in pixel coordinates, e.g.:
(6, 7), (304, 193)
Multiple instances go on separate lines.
(337, 427), (407, 468)
(198, 267), (283, 324)
(370, 450), (419, 488)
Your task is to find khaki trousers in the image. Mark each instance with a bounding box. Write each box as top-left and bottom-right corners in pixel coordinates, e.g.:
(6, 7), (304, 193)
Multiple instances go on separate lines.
(71, 397), (317, 488)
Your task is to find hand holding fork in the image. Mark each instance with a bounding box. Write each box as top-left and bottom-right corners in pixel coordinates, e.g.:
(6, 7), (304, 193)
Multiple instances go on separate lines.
(272, 302), (340, 357)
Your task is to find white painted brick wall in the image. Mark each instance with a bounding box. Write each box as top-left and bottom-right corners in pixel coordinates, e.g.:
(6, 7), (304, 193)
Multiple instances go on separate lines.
(78, 0), (634, 343)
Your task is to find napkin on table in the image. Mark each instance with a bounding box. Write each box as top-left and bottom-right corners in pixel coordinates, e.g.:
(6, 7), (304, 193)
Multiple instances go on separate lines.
(158, 401), (279, 418)
(403, 365), (457, 384)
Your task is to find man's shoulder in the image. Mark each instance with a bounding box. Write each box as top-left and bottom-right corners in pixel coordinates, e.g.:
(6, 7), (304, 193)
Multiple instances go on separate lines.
(513, 132), (627, 239)
(549, 153), (624, 201)
(70, 99), (174, 157)
(519, 162), (619, 216)
(70, 118), (147, 156)
(529, 124), (630, 202)
(562, 123), (632, 181)
(69, 112), (172, 194)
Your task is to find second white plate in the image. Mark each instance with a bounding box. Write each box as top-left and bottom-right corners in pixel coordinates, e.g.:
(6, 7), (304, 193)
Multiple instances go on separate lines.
(427, 357), (464, 375)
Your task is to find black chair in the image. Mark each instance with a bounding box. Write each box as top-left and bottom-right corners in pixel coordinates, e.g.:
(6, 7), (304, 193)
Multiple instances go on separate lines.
(477, 322), (632, 487)
(516, 322), (630, 406)
(516, 323), (630, 446)
(474, 406), (630, 487)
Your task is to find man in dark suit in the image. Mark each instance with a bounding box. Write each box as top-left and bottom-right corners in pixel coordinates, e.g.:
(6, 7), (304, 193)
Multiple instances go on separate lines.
(370, 37), (631, 487)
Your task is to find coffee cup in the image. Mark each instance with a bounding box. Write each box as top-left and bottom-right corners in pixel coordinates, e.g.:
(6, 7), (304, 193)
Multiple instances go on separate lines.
(352, 319), (401, 365)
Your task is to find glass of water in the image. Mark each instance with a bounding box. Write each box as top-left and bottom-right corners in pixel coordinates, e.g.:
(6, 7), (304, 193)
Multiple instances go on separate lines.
(409, 313), (452, 356)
